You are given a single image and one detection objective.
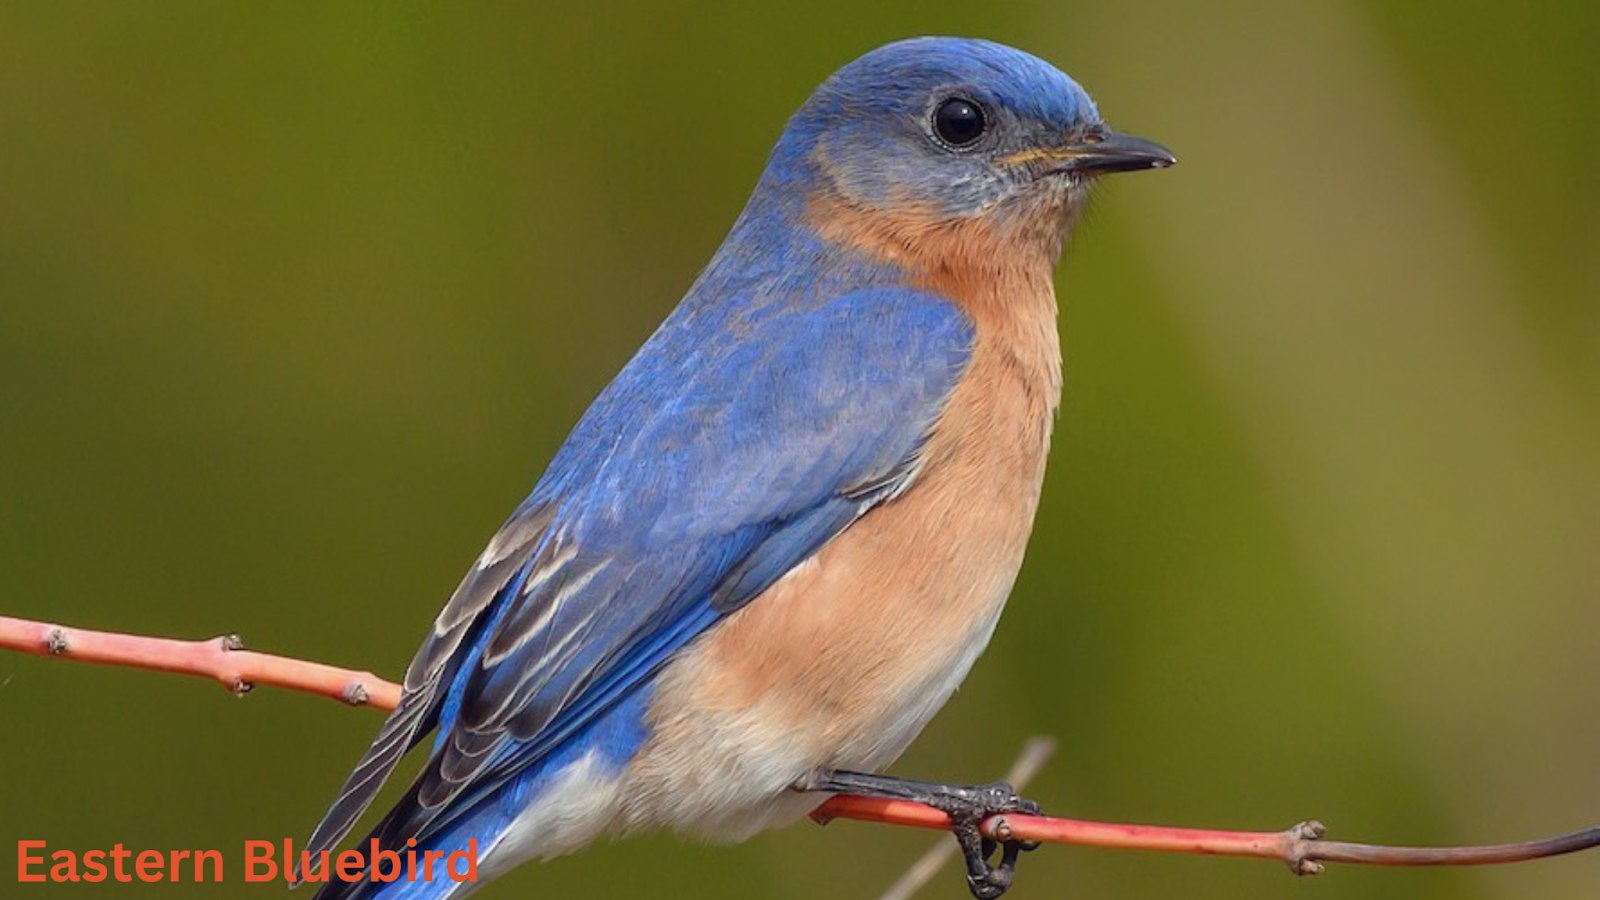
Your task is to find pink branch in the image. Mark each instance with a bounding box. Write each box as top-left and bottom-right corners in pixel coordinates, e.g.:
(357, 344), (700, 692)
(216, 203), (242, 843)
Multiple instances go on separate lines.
(0, 615), (399, 709)
(3, 614), (1595, 874)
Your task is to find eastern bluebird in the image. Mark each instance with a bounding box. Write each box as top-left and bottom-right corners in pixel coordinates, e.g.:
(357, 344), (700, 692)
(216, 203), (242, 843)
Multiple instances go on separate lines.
(298, 36), (1172, 900)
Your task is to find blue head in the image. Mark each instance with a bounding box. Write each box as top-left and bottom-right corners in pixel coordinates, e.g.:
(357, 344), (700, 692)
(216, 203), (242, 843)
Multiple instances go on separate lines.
(762, 37), (1173, 226)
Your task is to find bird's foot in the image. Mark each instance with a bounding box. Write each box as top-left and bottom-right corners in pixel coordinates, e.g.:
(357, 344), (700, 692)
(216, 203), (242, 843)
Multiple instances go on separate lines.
(796, 770), (1043, 899)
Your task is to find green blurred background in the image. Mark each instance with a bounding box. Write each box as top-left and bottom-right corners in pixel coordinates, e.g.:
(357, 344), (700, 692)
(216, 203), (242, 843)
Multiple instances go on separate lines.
(1, 1), (1595, 898)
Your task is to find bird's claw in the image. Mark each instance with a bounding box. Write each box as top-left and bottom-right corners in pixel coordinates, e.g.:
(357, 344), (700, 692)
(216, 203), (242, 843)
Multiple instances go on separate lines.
(919, 780), (1043, 899)
(795, 770), (1044, 898)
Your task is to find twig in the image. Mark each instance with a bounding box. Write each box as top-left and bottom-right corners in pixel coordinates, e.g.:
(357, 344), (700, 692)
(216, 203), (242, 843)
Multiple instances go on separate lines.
(0, 615), (399, 709)
(2, 614), (1596, 876)
(818, 797), (1599, 874)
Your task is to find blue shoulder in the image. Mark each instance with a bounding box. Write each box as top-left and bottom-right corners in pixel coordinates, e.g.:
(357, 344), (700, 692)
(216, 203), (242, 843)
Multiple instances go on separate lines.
(561, 285), (975, 542)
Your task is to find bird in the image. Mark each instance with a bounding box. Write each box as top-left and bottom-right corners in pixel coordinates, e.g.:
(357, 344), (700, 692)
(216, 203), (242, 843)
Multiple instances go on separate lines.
(297, 36), (1173, 900)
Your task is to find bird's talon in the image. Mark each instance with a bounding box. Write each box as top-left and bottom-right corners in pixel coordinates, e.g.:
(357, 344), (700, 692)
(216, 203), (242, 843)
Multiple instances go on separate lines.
(791, 770), (1043, 897)
(968, 880), (1006, 900)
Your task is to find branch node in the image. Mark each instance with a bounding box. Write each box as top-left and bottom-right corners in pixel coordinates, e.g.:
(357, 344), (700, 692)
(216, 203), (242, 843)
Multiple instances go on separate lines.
(1293, 820), (1327, 840)
(343, 683), (371, 707)
(230, 678), (254, 698)
(1285, 820), (1329, 876)
(46, 628), (70, 655)
(220, 633), (245, 652)
(990, 815), (1016, 843)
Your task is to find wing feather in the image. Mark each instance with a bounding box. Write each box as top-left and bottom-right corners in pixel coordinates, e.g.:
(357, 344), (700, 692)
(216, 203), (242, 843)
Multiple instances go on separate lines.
(293, 503), (554, 879)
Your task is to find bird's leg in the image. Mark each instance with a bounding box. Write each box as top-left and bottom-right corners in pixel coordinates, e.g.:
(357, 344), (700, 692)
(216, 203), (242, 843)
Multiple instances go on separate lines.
(796, 769), (1043, 899)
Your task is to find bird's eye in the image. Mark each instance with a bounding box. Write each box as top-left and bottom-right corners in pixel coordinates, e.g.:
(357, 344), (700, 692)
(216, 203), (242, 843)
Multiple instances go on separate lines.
(931, 97), (987, 148)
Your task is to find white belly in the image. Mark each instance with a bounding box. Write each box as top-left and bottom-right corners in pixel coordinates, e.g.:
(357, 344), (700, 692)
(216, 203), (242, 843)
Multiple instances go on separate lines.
(617, 569), (1014, 842)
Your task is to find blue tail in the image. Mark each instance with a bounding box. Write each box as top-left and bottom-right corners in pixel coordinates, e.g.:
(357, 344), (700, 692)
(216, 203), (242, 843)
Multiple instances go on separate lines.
(308, 685), (653, 900)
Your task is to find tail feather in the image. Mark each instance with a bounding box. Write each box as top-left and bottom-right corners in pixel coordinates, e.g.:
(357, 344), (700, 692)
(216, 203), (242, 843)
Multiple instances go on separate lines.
(306, 803), (497, 900)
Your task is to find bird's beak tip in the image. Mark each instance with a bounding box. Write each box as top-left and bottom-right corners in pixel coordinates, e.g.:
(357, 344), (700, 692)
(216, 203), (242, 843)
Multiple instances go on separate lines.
(1065, 129), (1177, 175)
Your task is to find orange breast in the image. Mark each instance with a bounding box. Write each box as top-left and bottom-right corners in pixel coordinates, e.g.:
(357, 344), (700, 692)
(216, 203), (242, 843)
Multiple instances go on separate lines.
(622, 190), (1068, 839)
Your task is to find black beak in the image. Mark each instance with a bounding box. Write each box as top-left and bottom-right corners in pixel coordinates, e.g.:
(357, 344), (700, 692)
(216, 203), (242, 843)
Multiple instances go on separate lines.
(1056, 128), (1176, 175)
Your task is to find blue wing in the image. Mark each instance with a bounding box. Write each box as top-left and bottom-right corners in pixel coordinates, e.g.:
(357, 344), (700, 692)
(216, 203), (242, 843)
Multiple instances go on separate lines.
(301, 285), (973, 880)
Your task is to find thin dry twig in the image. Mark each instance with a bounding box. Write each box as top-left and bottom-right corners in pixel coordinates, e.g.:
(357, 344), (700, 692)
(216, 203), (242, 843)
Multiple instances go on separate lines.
(2, 613), (1596, 878)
